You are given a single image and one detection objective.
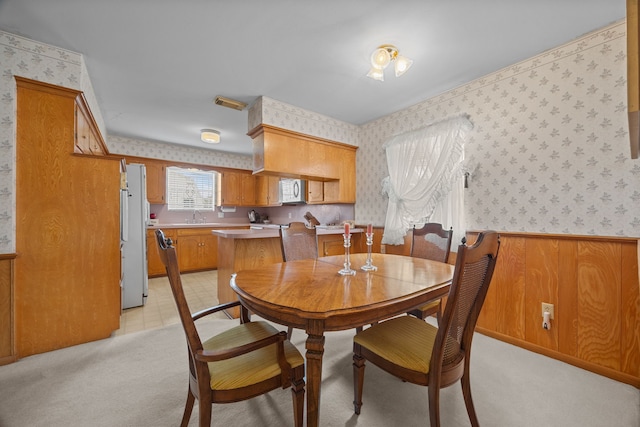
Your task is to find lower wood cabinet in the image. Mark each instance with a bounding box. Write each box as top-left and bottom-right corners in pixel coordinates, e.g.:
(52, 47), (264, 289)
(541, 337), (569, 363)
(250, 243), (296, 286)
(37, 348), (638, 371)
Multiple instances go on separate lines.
(177, 229), (218, 272)
(148, 227), (251, 277)
(147, 229), (176, 277)
(318, 233), (362, 257)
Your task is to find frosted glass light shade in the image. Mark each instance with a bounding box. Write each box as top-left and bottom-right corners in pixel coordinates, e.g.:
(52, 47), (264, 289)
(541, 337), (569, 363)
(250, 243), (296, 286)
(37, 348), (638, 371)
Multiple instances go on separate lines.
(201, 129), (220, 143)
(371, 47), (391, 69)
(394, 54), (413, 77)
(367, 67), (385, 81)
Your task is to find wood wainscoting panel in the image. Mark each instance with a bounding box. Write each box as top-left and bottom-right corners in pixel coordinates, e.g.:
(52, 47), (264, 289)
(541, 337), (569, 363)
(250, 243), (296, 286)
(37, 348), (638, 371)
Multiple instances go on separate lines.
(621, 241), (640, 377)
(577, 241), (621, 371)
(0, 255), (15, 364)
(525, 238), (559, 350)
(494, 236), (526, 340)
(473, 231), (640, 387)
(558, 240), (579, 358)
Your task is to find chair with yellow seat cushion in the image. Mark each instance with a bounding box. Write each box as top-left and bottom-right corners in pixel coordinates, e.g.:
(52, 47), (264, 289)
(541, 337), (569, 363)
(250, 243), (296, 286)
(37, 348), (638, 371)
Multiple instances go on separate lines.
(353, 231), (500, 427)
(155, 229), (305, 427)
(407, 222), (453, 322)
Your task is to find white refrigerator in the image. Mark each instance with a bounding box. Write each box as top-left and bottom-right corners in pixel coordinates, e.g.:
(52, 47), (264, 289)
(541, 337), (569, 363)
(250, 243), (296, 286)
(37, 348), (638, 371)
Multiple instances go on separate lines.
(122, 163), (149, 309)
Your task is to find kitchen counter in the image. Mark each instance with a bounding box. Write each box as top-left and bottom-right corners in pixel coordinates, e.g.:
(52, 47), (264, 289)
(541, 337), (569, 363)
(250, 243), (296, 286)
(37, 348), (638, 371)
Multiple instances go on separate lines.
(214, 225), (364, 317)
(147, 222), (249, 229)
(227, 225), (363, 236)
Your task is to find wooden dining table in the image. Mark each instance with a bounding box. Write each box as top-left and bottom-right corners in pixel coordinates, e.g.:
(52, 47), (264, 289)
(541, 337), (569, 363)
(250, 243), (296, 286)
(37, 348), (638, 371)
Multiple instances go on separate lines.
(230, 252), (455, 427)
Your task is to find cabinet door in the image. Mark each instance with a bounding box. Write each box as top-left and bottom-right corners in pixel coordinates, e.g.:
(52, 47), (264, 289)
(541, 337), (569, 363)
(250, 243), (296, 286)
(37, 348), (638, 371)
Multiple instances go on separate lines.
(307, 180), (324, 203)
(177, 234), (201, 272)
(74, 106), (92, 154)
(318, 234), (345, 257)
(200, 233), (218, 269)
(220, 172), (242, 205)
(255, 175), (269, 206)
(145, 162), (166, 204)
(256, 175), (281, 206)
(267, 176), (280, 206)
(147, 229), (176, 277)
(241, 174), (256, 206)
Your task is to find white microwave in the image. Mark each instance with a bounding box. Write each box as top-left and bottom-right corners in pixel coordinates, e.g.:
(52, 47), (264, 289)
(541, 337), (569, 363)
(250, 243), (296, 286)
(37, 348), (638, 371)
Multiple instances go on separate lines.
(279, 179), (306, 204)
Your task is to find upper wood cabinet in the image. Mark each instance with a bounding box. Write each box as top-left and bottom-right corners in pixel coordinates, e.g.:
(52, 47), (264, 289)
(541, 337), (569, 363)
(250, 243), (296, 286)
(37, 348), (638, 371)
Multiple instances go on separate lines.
(256, 175), (281, 206)
(74, 94), (107, 156)
(220, 171), (256, 206)
(145, 162), (166, 204)
(249, 124), (356, 203)
(241, 173), (256, 206)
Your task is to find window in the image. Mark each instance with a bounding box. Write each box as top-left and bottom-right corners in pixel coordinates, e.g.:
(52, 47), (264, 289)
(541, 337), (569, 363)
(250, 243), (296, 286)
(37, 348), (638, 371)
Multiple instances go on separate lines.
(166, 167), (217, 211)
(381, 115), (473, 245)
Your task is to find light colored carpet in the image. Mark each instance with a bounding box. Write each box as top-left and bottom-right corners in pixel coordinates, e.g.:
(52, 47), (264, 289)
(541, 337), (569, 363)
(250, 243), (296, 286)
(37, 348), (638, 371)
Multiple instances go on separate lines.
(0, 318), (637, 427)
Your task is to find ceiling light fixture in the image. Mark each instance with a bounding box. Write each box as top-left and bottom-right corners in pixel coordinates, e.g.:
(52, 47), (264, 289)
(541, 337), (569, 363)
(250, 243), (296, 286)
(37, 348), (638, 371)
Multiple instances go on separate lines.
(366, 44), (413, 82)
(200, 129), (220, 143)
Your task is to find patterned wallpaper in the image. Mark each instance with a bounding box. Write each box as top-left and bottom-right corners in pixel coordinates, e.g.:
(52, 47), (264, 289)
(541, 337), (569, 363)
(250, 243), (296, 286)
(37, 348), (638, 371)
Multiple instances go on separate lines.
(0, 31), (87, 253)
(357, 19), (640, 238)
(249, 95), (360, 146)
(2, 19), (638, 254)
(108, 135), (251, 169)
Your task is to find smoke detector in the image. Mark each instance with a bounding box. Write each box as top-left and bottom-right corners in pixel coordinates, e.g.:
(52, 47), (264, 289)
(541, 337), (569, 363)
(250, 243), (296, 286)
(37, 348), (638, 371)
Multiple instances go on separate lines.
(214, 96), (247, 111)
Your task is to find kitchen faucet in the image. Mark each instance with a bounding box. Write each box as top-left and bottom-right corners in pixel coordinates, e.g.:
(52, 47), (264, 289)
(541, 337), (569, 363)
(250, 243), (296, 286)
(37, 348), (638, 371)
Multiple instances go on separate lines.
(192, 209), (206, 224)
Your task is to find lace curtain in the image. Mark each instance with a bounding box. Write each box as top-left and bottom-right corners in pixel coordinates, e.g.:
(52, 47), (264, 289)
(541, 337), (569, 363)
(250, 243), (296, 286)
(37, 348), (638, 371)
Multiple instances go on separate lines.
(381, 115), (473, 245)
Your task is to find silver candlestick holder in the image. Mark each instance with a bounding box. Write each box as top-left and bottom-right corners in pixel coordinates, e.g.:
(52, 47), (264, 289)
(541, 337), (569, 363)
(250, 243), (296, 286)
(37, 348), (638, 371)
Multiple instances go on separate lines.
(361, 232), (377, 271)
(338, 233), (356, 276)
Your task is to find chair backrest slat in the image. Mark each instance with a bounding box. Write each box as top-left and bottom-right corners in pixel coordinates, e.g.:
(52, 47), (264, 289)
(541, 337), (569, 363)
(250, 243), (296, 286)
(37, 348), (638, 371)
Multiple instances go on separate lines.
(434, 231), (500, 368)
(280, 222), (318, 261)
(155, 229), (204, 377)
(411, 223), (453, 263)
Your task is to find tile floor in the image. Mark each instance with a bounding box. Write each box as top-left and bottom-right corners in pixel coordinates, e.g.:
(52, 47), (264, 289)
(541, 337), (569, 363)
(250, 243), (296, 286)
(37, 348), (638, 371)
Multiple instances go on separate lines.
(115, 270), (225, 336)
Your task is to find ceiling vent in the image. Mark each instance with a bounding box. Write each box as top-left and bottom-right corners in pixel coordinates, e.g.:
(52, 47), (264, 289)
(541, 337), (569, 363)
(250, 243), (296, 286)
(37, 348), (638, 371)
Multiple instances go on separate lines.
(214, 96), (247, 111)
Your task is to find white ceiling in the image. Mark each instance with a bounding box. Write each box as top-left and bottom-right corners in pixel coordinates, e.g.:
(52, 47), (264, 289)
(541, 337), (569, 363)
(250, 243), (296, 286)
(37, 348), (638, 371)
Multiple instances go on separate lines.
(0, 1), (626, 156)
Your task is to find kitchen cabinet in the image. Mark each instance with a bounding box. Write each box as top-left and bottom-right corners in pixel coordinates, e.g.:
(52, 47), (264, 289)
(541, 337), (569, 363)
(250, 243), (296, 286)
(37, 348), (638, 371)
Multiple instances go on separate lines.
(249, 124), (356, 203)
(147, 228), (176, 277)
(306, 180), (324, 203)
(241, 173), (256, 205)
(177, 228), (218, 272)
(317, 233), (362, 257)
(220, 171), (255, 206)
(256, 175), (281, 206)
(145, 161), (166, 204)
(15, 77), (121, 358)
(74, 95), (107, 156)
(306, 179), (341, 204)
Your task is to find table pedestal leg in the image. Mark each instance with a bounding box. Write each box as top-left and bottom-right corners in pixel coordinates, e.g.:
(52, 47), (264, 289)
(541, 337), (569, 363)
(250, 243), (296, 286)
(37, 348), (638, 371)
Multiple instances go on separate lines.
(305, 321), (326, 427)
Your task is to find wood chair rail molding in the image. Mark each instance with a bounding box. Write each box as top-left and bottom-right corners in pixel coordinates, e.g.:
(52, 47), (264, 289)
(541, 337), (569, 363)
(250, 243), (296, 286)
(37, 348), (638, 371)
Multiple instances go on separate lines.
(0, 254), (16, 365)
(466, 230), (640, 388)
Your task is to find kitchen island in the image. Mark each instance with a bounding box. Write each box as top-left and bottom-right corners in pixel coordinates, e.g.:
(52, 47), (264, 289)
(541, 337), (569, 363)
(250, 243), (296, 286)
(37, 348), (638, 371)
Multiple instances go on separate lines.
(213, 227), (362, 318)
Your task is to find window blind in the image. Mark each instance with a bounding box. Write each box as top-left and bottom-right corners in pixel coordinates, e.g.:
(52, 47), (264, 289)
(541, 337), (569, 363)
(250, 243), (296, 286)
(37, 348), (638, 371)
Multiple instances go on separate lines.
(166, 167), (217, 211)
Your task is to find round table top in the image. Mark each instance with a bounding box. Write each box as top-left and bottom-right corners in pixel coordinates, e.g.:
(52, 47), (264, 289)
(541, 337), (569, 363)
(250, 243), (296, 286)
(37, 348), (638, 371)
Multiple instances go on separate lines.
(231, 253), (454, 331)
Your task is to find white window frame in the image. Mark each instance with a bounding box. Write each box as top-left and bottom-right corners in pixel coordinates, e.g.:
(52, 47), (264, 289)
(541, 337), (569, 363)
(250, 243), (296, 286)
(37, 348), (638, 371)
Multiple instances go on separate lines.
(166, 167), (217, 212)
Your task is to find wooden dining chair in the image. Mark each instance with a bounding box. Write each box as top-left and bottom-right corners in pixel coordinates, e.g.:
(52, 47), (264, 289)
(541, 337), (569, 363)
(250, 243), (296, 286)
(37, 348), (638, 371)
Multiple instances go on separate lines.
(155, 229), (305, 427)
(407, 222), (453, 322)
(279, 222), (318, 338)
(353, 230), (500, 427)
